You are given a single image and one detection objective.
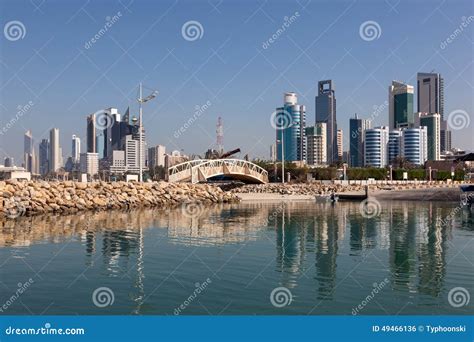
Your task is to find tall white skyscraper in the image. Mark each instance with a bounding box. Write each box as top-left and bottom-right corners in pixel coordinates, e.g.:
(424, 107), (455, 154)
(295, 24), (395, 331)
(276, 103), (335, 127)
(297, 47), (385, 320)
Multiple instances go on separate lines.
(72, 135), (81, 163)
(23, 130), (37, 173)
(364, 126), (389, 168)
(305, 122), (327, 166)
(49, 128), (61, 173)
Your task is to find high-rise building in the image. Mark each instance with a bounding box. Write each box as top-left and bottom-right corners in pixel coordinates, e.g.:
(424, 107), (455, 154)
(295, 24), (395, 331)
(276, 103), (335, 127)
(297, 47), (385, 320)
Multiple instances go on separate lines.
(389, 81), (414, 129)
(276, 92), (306, 162)
(305, 122), (326, 166)
(417, 72), (444, 119)
(419, 113), (441, 161)
(86, 113), (96, 153)
(388, 129), (402, 164)
(440, 120), (452, 152)
(72, 135), (81, 163)
(349, 114), (371, 167)
(364, 126), (389, 168)
(125, 133), (147, 174)
(23, 130), (36, 173)
(270, 144), (277, 162)
(49, 128), (61, 173)
(336, 129), (343, 160)
(148, 145), (166, 169)
(80, 152), (99, 177)
(39, 139), (49, 176)
(417, 72), (450, 152)
(4, 157), (13, 167)
(315, 80), (337, 163)
(403, 127), (428, 166)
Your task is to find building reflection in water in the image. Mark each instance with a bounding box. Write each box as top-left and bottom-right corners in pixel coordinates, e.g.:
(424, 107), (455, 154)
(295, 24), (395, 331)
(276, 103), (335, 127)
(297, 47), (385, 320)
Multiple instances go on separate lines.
(0, 201), (469, 311)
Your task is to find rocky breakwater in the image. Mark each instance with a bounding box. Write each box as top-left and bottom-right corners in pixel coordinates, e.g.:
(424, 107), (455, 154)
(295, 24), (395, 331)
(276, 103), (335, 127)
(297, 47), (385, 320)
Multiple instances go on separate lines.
(231, 183), (364, 196)
(0, 180), (239, 219)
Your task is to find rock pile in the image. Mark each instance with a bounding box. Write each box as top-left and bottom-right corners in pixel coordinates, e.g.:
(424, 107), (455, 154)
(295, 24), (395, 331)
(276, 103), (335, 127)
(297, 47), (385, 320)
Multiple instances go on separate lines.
(0, 180), (238, 219)
(231, 183), (363, 196)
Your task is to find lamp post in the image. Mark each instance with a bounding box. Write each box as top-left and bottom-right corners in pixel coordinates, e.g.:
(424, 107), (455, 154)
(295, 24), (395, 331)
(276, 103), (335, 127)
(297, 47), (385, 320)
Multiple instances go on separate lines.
(276, 121), (298, 184)
(137, 83), (158, 182)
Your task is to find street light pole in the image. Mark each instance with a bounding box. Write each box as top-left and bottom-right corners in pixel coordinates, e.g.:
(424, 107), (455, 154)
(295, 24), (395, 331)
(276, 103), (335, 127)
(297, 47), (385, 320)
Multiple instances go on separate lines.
(139, 83), (143, 182)
(137, 83), (158, 182)
(281, 130), (285, 184)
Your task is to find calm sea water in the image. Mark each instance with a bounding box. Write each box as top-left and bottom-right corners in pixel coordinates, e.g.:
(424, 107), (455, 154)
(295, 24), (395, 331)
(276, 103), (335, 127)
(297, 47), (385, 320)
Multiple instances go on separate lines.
(0, 201), (472, 315)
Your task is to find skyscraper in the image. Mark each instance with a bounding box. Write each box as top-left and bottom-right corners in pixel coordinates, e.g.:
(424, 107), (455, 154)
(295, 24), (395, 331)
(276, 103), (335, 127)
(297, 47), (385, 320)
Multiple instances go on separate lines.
(72, 135), (81, 163)
(417, 72), (450, 152)
(388, 129), (402, 164)
(49, 128), (61, 173)
(349, 114), (371, 167)
(23, 130), (36, 173)
(337, 129), (343, 160)
(276, 92), (306, 162)
(403, 127), (427, 166)
(419, 113), (441, 161)
(39, 139), (49, 175)
(87, 114), (97, 153)
(417, 72), (444, 118)
(315, 80), (337, 163)
(389, 81), (414, 129)
(148, 145), (166, 169)
(305, 122), (326, 166)
(364, 126), (389, 168)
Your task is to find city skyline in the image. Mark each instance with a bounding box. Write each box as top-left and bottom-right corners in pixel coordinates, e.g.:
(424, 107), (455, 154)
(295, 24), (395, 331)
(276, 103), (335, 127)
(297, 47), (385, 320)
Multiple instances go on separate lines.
(0, 0), (472, 164)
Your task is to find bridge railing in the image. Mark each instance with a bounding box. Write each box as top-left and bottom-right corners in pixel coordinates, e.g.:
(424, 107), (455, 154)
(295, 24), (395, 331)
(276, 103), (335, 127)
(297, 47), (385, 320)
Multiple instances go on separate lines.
(168, 159), (268, 184)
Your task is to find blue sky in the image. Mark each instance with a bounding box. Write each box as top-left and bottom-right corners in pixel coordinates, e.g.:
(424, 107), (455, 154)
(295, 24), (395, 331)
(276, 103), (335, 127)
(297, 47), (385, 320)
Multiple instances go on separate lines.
(0, 0), (472, 163)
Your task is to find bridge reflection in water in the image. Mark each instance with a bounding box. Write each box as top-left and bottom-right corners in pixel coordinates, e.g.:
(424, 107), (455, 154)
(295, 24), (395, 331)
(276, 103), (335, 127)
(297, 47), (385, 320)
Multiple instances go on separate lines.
(0, 201), (472, 315)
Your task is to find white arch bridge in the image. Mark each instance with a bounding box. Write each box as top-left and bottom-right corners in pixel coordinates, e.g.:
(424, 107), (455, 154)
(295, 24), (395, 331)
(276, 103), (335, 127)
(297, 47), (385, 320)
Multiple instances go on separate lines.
(168, 159), (269, 184)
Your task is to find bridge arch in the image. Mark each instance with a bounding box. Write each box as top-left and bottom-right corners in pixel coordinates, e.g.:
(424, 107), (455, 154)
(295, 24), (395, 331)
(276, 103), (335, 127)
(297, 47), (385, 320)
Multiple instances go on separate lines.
(168, 159), (268, 184)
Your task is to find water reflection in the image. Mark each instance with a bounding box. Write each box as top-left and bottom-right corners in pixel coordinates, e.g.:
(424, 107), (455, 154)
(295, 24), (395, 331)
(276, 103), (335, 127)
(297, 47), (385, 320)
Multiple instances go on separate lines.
(0, 201), (472, 314)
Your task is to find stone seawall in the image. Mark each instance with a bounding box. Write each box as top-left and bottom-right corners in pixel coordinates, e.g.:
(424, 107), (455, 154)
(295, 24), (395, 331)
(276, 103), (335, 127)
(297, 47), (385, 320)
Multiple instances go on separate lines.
(0, 180), (239, 219)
